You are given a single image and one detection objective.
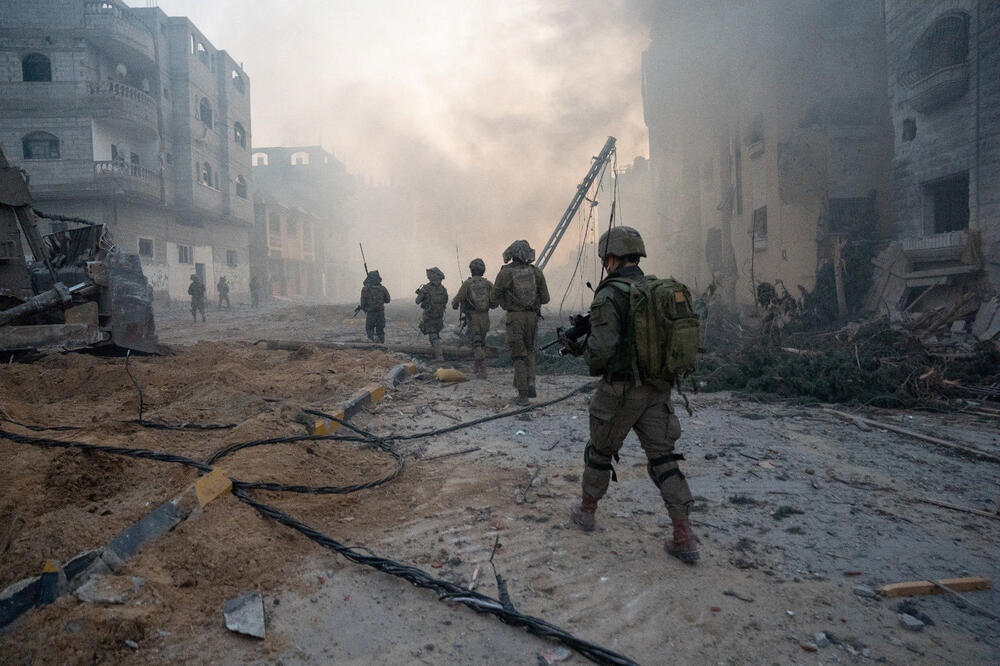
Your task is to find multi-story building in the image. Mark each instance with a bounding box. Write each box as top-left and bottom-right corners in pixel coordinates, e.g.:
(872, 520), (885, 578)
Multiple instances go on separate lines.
(0, 0), (253, 303)
(252, 190), (322, 299)
(641, 0), (892, 309)
(879, 1), (1000, 304)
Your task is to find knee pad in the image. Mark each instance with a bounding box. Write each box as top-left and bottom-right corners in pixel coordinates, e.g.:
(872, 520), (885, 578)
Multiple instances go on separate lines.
(647, 453), (685, 487)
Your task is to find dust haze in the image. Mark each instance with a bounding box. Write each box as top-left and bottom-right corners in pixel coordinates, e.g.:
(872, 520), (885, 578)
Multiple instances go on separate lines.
(154, 0), (652, 300)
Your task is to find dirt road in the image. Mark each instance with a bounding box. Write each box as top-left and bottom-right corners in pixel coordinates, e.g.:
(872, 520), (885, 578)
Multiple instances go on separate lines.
(1, 303), (997, 664)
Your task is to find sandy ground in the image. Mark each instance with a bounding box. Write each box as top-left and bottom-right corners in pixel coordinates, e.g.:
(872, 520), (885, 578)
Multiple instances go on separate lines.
(1, 302), (998, 665)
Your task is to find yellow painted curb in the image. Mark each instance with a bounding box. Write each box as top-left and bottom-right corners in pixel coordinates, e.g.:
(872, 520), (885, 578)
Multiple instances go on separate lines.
(404, 363), (419, 375)
(42, 559), (59, 574)
(312, 410), (345, 435)
(367, 383), (387, 404)
(195, 468), (233, 507)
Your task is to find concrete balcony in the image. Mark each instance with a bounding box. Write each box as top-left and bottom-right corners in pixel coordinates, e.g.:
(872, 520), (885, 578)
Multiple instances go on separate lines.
(905, 62), (970, 113)
(23, 159), (162, 203)
(82, 0), (156, 64)
(85, 81), (159, 137)
(0, 82), (159, 137)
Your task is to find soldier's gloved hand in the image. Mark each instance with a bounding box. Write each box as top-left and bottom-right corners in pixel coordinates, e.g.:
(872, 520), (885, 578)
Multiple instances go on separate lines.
(557, 329), (585, 357)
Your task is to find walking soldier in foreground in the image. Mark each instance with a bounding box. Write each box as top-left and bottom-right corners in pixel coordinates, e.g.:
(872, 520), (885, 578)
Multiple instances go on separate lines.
(416, 266), (448, 361)
(359, 270), (391, 343)
(560, 226), (701, 563)
(491, 240), (549, 405)
(452, 257), (495, 378)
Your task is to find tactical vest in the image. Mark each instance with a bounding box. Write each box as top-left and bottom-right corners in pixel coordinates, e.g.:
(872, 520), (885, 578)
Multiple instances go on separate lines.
(605, 275), (700, 384)
(465, 276), (491, 312)
(361, 285), (385, 311)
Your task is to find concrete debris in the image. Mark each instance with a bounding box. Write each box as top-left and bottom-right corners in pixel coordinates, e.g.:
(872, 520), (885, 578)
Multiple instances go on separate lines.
(813, 632), (830, 648)
(124, 639), (139, 650)
(75, 576), (145, 605)
(852, 584), (878, 599)
(800, 641), (818, 652)
(539, 646), (572, 664)
(224, 591), (266, 639)
(898, 613), (925, 632)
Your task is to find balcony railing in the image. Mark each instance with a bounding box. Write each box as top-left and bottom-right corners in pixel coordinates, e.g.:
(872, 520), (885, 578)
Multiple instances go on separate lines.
(94, 160), (158, 180)
(86, 81), (156, 109)
(905, 62), (970, 113)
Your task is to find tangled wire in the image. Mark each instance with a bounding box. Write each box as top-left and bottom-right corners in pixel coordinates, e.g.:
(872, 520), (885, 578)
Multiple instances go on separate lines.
(0, 365), (636, 665)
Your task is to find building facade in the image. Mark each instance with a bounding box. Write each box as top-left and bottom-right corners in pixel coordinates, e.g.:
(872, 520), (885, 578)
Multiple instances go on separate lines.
(252, 191), (322, 299)
(641, 0), (892, 309)
(0, 0), (253, 304)
(880, 0), (1000, 302)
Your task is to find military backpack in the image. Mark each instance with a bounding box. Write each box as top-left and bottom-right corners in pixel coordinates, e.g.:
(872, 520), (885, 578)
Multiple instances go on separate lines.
(510, 265), (538, 309)
(466, 277), (491, 312)
(605, 276), (700, 383)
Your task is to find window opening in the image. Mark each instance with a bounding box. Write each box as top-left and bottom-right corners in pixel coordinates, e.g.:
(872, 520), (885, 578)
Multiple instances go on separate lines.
(199, 98), (213, 129)
(233, 123), (246, 148)
(752, 206), (768, 248)
(231, 70), (245, 93)
(925, 171), (969, 233)
(22, 131), (60, 159)
(226, 250), (238, 267)
(178, 245), (193, 264)
(21, 53), (52, 82)
(138, 238), (154, 258)
(235, 175), (248, 199)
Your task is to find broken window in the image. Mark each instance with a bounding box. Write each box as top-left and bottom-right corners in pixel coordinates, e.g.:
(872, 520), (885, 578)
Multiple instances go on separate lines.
(178, 245), (193, 264)
(138, 238), (154, 258)
(827, 198), (875, 234)
(752, 206), (768, 248)
(235, 175), (248, 199)
(903, 12), (969, 84)
(199, 98), (213, 129)
(924, 171), (969, 233)
(233, 122), (246, 149)
(22, 131), (60, 159)
(232, 70), (245, 93)
(21, 53), (52, 82)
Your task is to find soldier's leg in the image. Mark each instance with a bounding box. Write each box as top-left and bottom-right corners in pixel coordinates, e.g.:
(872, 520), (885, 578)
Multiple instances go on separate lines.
(525, 313), (538, 396)
(429, 329), (443, 361)
(191, 300), (197, 320)
(632, 387), (698, 562)
(506, 313), (529, 395)
(375, 311), (386, 343)
(365, 312), (376, 340)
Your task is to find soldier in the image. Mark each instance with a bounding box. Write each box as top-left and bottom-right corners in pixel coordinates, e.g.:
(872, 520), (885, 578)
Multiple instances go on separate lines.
(217, 275), (231, 310)
(415, 266), (448, 361)
(451, 258), (494, 378)
(491, 240), (549, 405)
(359, 270), (391, 343)
(188, 274), (206, 322)
(249, 275), (261, 308)
(564, 226), (699, 564)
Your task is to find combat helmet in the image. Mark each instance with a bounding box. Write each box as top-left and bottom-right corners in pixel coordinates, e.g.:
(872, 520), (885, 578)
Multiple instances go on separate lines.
(426, 266), (445, 282)
(502, 240), (535, 264)
(597, 226), (646, 259)
(469, 258), (486, 276)
(364, 270), (382, 285)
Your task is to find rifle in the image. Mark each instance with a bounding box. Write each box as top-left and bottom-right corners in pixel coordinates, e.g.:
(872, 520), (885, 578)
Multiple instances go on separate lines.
(359, 243), (369, 276)
(541, 313), (590, 354)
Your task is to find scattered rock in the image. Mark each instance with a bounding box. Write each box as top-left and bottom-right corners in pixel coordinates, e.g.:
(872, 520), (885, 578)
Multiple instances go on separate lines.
(124, 639), (139, 650)
(898, 613), (924, 632)
(800, 641), (818, 652)
(539, 646), (572, 664)
(704, 453), (717, 460)
(895, 600), (934, 626)
(771, 506), (804, 520)
(224, 591), (266, 639)
(75, 576), (145, 605)
(814, 632), (830, 648)
(852, 584), (878, 599)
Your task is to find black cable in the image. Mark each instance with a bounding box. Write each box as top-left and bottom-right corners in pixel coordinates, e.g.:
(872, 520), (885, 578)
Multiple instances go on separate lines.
(125, 352), (237, 431)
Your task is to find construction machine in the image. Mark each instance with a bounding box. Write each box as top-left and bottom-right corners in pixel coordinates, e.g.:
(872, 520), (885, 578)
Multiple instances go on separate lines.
(0, 145), (157, 354)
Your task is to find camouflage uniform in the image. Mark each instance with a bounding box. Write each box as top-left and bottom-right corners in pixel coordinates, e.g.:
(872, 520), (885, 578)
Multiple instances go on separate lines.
(188, 275), (206, 322)
(570, 225), (699, 563)
(217, 276), (231, 310)
(415, 266), (448, 360)
(249, 275), (261, 308)
(491, 241), (549, 403)
(360, 270), (391, 343)
(452, 258), (494, 378)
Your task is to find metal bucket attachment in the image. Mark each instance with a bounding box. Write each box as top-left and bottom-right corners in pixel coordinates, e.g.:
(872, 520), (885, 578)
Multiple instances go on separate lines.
(106, 251), (158, 353)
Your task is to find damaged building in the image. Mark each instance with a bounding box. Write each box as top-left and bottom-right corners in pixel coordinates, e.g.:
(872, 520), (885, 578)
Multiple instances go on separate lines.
(0, 0), (253, 304)
(870, 1), (1000, 335)
(640, 0), (893, 310)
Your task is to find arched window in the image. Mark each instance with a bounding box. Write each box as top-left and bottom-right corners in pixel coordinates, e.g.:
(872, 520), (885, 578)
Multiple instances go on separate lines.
(199, 98), (213, 128)
(252, 152), (268, 166)
(290, 151), (309, 166)
(22, 131), (60, 159)
(22, 53), (52, 82)
(231, 70), (245, 93)
(235, 175), (248, 199)
(903, 12), (969, 84)
(233, 122), (246, 149)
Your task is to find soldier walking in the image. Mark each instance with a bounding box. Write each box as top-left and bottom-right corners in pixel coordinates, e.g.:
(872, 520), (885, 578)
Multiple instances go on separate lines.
(416, 266), (448, 361)
(491, 240), (549, 405)
(249, 275), (261, 308)
(563, 226), (699, 563)
(452, 258), (495, 378)
(188, 274), (206, 322)
(217, 275), (231, 310)
(359, 270), (391, 343)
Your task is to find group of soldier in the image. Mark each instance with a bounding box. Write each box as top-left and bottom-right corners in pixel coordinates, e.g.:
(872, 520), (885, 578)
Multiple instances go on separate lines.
(357, 228), (700, 563)
(357, 239), (549, 401)
(187, 273), (262, 321)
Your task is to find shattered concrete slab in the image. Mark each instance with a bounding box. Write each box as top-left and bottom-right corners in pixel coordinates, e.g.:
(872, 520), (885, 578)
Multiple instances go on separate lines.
(224, 591), (265, 639)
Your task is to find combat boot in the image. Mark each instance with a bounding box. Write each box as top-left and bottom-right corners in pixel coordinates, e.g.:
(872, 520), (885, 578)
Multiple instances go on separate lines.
(570, 494), (599, 532)
(474, 359), (487, 379)
(666, 518), (700, 564)
(514, 389), (531, 406)
(432, 341), (444, 361)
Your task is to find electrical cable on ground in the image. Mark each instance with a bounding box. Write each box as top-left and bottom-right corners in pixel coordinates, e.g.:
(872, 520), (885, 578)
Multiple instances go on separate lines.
(0, 369), (634, 664)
